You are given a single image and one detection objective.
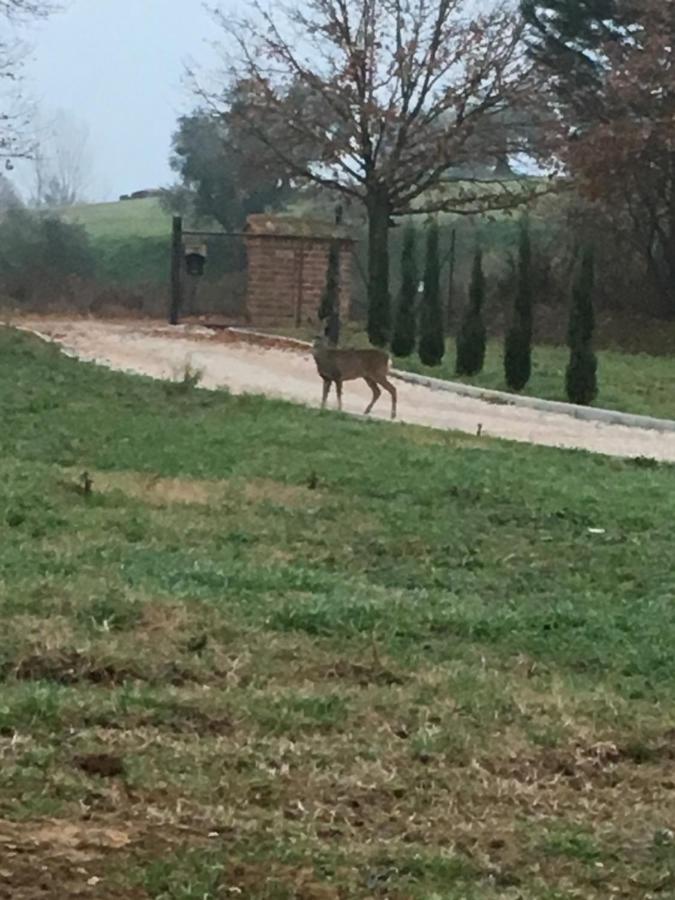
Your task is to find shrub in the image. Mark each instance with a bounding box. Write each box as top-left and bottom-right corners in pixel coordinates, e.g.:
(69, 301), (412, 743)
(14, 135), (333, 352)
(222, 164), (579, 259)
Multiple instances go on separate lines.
(418, 219), (445, 366)
(391, 225), (418, 358)
(0, 209), (95, 303)
(504, 218), (534, 391)
(566, 247), (598, 405)
(456, 247), (487, 376)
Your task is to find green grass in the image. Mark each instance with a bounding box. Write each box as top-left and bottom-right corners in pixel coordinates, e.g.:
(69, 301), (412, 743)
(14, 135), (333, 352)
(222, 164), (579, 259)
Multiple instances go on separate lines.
(59, 198), (246, 285)
(1, 326), (675, 898)
(59, 198), (172, 284)
(62, 198), (172, 240)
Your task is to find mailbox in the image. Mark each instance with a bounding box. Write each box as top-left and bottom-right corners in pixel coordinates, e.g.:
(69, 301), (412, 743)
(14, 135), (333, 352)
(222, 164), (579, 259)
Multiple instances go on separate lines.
(184, 242), (207, 277)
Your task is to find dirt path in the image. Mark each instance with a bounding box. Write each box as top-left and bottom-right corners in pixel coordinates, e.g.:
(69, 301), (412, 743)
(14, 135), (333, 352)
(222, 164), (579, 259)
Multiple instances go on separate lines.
(16, 317), (675, 461)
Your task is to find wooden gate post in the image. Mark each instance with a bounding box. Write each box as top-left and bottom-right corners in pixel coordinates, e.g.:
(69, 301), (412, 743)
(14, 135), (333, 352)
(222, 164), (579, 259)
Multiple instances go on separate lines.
(169, 216), (183, 325)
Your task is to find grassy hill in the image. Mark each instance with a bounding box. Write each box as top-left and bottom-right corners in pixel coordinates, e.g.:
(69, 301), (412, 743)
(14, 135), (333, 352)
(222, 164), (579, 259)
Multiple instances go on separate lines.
(59, 198), (174, 285)
(1, 326), (674, 898)
(62, 197), (172, 241)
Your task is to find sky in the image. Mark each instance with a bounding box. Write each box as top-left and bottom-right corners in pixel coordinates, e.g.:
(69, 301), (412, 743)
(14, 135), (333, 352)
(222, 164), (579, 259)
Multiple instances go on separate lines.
(18, 0), (222, 201)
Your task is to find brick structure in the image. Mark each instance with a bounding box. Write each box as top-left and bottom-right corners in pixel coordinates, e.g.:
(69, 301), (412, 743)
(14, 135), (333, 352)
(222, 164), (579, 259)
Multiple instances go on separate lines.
(245, 214), (353, 328)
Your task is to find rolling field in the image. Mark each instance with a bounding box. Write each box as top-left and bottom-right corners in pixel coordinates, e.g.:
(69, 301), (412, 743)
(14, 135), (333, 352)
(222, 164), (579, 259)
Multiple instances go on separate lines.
(62, 198), (172, 240)
(1, 326), (674, 898)
(61, 198), (173, 285)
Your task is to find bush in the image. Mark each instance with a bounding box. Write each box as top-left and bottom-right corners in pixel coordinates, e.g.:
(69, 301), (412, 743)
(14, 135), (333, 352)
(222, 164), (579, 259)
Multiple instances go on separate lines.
(566, 345), (598, 406)
(504, 218), (534, 391)
(456, 248), (487, 377)
(418, 219), (445, 367)
(0, 209), (95, 302)
(566, 247), (598, 405)
(391, 225), (418, 358)
(568, 245), (595, 348)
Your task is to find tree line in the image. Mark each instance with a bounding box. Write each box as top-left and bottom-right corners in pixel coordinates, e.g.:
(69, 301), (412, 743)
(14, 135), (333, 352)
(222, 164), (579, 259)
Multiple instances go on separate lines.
(163, 0), (675, 333)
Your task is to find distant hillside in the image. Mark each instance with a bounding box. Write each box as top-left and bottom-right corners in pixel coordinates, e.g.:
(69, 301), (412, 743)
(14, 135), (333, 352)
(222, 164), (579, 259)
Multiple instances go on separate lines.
(62, 198), (172, 241)
(55, 198), (173, 284)
(56, 189), (542, 292)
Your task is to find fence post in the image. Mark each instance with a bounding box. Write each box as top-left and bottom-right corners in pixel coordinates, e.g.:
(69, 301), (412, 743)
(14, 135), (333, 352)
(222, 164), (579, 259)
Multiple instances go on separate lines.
(169, 216), (183, 325)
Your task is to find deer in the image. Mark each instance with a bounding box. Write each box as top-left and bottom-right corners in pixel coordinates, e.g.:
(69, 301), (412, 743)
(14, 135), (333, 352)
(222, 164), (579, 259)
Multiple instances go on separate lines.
(311, 336), (397, 420)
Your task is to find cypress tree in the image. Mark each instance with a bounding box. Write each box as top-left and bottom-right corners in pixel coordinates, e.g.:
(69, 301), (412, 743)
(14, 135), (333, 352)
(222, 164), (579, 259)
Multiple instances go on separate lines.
(418, 219), (445, 366)
(319, 239), (340, 346)
(391, 225), (418, 358)
(456, 247), (487, 376)
(566, 246), (598, 405)
(504, 217), (534, 391)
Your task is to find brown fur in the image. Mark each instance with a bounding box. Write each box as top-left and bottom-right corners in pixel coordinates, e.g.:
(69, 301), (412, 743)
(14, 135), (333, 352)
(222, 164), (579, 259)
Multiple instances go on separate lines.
(312, 337), (397, 420)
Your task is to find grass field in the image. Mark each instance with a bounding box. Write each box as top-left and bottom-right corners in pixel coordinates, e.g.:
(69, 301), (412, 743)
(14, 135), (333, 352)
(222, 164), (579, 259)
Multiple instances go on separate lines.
(1, 327), (675, 898)
(60, 199), (173, 285)
(62, 198), (172, 241)
(397, 339), (675, 421)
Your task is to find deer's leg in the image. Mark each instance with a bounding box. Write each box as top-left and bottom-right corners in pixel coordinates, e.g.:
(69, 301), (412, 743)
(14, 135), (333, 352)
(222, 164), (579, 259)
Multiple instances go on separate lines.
(364, 377), (381, 415)
(381, 378), (397, 420)
(321, 378), (331, 410)
(335, 379), (343, 411)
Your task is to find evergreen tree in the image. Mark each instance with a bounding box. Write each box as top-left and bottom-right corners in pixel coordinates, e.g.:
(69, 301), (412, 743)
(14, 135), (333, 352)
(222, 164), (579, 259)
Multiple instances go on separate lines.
(566, 246), (598, 405)
(319, 239), (341, 346)
(456, 247), (487, 376)
(418, 220), (445, 366)
(391, 225), (418, 358)
(504, 218), (534, 391)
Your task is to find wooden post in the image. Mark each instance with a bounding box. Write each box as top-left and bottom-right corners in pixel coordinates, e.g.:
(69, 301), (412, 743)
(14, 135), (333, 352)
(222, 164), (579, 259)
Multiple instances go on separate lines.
(169, 216), (183, 325)
(446, 227), (456, 335)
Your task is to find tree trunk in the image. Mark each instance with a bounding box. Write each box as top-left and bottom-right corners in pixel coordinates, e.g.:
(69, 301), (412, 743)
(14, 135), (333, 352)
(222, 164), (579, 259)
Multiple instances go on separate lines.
(664, 154), (675, 316)
(366, 188), (392, 347)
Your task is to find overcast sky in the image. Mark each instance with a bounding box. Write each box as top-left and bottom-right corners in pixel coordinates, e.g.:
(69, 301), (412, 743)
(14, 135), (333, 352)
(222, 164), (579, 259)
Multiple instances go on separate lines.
(19, 0), (221, 201)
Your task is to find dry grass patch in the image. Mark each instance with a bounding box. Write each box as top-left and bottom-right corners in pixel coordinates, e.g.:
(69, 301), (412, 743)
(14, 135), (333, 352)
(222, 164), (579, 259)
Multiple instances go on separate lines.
(81, 471), (223, 507)
(61, 468), (331, 513)
(242, 477), (323, 508)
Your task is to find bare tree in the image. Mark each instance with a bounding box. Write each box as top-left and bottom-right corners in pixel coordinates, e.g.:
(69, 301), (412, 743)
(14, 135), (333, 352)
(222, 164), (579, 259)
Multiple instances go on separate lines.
(0, 1), (55, 15)
(0, 0), (58, 164)
(198, 0), (540, 344)
(0, 172), (20, 210)
(32, 109), (92, 207)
